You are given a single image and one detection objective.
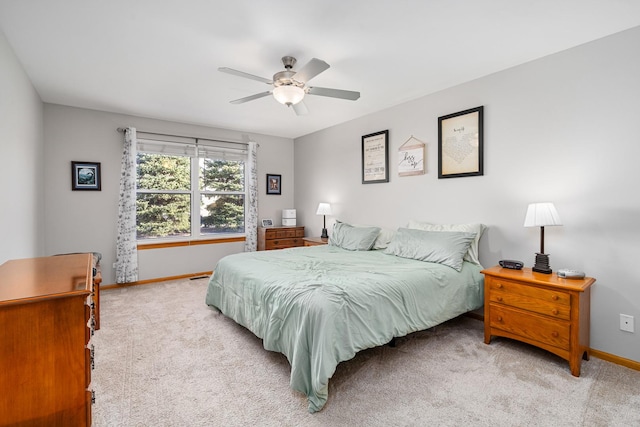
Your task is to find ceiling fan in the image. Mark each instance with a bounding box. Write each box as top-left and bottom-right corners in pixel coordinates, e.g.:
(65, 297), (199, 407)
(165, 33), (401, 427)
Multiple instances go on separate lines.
(218, 56), (360, 115)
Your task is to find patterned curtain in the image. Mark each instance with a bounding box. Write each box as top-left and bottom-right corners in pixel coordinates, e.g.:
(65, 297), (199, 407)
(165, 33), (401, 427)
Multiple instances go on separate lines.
(115, 127), (139, 283)
(244, 141), (258, 252)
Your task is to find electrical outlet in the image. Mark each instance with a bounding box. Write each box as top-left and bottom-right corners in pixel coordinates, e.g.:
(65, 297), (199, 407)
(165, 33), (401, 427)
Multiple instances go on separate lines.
(620, 314), (634, 333)
(112, 262), (117, 269)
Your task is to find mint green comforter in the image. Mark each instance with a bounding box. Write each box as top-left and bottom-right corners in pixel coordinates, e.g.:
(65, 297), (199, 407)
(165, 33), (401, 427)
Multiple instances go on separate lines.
(205, 245), (483, 412)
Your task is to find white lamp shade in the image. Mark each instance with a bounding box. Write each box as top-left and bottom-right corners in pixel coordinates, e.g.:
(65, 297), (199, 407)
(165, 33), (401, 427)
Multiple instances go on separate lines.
(316, 203), (332, 216)
(524, 202), (562, 227)
(273, 86), (304, 105)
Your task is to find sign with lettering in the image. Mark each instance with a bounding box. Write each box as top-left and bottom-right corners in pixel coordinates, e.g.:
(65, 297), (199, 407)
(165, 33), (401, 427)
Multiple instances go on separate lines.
(398, 136), (425, 177)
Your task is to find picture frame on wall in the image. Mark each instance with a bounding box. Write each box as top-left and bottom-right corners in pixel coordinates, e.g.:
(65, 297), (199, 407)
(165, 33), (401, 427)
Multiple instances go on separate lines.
(398, 135), (426, 177)
(438, 106), (484, 179)
(266, 173), (281, 195)
(71, 161), (101, 191)
(362, 130), (389, 184)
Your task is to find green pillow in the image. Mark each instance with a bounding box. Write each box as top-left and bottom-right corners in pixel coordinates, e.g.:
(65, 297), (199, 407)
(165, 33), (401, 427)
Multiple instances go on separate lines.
(329, 222), (381, 251)
(384, 228), (477, 271)
(407, 220), (486, 266)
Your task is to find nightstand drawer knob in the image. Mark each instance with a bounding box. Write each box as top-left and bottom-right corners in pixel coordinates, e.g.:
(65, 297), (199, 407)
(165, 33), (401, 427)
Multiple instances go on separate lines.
(497, 316), (503, 322)
(552, 331), (559, 338)
(552, 295), (559, 301)
(497, 283), (503, 289)
(497, 296), (503, 302)
(552, 309), (559, 315)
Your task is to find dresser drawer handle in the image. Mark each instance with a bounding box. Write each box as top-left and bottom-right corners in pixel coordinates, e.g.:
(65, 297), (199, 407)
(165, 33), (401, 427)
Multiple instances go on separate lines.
(496, 296), (503, 302)
(551, 331), (559, 338)
(497, 283), (503, 289)
(552, 295), (559, 301)
(552, 309), (559, 315)
(497, 316), (503, 322)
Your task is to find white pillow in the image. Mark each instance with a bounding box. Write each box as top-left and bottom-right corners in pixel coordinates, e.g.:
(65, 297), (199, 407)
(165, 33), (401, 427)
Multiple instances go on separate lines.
(384, 228), (476, 271)
(407, 220), (486, 266)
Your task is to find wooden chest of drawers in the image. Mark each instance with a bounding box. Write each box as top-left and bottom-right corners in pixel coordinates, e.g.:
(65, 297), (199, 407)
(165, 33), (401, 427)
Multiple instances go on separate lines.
(482, 266), (595, 376)
(258, 226), (305, 250)
(0, 254), (95, 426)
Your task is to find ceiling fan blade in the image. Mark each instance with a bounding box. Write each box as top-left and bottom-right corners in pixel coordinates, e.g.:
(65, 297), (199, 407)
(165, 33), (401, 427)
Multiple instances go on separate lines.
(307, 86), (360, 101)
(230, 91), (272, 104)
(293, 58), (329, 83)
(292, 101), (309, 116)
(218, 67), (272, 85)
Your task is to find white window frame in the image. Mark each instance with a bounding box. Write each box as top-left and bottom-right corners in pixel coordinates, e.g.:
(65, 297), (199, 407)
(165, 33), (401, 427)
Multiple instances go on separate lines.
(136, 134), (248, 243)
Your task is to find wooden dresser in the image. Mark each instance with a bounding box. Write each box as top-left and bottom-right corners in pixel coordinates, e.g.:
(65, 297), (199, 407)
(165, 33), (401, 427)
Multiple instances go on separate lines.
(482, 266), (595, 376)
(0, 254), (96, 426)
(258, 226), (305, 250)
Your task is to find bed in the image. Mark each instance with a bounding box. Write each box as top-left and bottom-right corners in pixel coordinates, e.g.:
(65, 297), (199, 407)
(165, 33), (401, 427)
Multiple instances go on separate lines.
(205, 222), (485, 412)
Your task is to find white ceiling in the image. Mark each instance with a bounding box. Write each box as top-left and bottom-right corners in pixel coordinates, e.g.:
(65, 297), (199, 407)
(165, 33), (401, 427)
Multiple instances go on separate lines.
(1, 1), (639, 139)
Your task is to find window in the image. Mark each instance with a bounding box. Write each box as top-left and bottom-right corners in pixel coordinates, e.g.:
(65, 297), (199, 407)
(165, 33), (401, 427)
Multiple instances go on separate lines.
(135, 135), (247, 241)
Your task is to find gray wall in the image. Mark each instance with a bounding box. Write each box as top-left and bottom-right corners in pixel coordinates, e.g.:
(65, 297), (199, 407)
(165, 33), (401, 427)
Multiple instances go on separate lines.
(294, 27), (640, 363)
(0, 31), (44, 264)
(42, 104), (295, 284)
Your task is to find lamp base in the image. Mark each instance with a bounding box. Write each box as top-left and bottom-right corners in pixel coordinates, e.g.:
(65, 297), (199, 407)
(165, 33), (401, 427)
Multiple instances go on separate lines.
(321, 228), (329, 239)
(532, 253), (552, 274)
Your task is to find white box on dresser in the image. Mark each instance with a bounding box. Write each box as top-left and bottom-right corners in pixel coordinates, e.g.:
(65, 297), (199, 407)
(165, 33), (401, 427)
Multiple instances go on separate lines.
(282, 208), (297, 226)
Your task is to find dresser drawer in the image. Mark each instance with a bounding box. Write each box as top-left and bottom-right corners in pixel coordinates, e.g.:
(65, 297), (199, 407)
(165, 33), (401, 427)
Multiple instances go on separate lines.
(490, 304), (570, 350)
(264, 228), (304, 239)
(489, 278), (570, 320)
(265, 238), (303, 250)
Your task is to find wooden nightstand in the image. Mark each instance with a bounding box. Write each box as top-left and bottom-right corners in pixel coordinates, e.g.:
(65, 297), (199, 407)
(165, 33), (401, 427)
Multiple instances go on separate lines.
(481, 266), (595, 376)
(303, 236), (329, 246)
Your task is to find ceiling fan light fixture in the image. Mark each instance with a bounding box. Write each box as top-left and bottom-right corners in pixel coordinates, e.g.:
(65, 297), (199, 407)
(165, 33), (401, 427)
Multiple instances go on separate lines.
(273, 85), (305, 106)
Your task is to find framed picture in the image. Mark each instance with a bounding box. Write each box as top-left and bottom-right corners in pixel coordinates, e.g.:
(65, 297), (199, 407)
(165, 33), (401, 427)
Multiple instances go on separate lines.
(71, 161), (101, 191)
(362, 130), (389, 184)
(438, 106), (484, 179)
(398, 135), (425, 177)
(261, 219), (273, 227)
(266, 173), (281, 195)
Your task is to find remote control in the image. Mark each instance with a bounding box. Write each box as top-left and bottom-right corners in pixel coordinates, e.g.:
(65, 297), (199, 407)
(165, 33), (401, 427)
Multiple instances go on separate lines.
(557, 269), (585, 279)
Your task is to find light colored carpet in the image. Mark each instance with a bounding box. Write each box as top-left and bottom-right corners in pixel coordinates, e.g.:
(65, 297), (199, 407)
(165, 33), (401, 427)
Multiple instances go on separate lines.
(92, 278), (640, 426)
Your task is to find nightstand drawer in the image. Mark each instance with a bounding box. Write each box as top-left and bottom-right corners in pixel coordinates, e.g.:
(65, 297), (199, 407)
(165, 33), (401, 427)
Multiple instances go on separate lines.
(490, 304), (570, 350)
(490, 279), (570, 320)
(303, 237), (328, 246)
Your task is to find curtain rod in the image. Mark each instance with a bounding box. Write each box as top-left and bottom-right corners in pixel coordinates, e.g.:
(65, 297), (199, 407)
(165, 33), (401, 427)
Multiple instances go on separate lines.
(116, 127), (250, 147)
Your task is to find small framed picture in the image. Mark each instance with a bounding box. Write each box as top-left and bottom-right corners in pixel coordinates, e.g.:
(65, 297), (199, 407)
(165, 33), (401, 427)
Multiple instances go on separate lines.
(266, 174), (281, 195)
(261, 219), (273, 227)
(71, 161), (101, 191)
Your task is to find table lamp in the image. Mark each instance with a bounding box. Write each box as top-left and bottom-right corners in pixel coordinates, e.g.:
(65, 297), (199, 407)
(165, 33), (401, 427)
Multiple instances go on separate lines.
(316, 203), (332, 239)
(524, 202), (562, 274)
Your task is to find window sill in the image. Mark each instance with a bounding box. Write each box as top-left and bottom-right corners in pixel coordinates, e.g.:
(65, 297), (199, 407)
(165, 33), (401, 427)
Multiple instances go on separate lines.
(137, 236), (246, 250)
